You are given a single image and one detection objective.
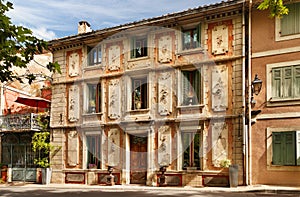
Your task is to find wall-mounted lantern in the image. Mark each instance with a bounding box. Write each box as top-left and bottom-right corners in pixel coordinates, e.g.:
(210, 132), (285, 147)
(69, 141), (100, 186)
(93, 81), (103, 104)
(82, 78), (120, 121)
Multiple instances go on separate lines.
(251, 74), (262, 104)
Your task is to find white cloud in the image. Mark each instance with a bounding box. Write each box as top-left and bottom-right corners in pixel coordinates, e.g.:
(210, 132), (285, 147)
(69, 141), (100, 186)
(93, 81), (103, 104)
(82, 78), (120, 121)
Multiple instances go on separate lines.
(8, 0), (219, 39)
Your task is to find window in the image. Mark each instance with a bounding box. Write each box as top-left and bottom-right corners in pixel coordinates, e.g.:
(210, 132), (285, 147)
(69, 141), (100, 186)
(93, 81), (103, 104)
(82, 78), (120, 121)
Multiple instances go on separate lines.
(182, 132), (201, 169)
(280, 2), (300, 36)
(181, 70), (201, 105)
(182, 25), (201, 50)
(272, 131), (300, 166)
(272, 65), (300, 99)
(86, 135), (101, 169)
(131, 36), (148, 58)
(131, 77), (148, 110)
(87, 83), (101, 113)
(88, 46), (102, 66)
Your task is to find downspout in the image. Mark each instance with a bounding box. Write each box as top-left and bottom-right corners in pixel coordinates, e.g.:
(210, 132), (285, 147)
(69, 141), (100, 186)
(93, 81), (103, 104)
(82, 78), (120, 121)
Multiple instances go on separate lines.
(247, 0), (253, 186)
(241, 0), (247, 186)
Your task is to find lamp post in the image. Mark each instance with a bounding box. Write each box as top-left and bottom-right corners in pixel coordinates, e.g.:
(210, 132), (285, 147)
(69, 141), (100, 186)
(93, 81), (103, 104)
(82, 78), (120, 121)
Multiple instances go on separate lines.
(251, 74), (262, 104)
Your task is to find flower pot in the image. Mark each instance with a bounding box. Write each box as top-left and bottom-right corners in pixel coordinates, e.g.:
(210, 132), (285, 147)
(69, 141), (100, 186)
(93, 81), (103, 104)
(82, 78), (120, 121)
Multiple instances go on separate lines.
(229, 164), (238, 187)
(41, 168), (52, 185)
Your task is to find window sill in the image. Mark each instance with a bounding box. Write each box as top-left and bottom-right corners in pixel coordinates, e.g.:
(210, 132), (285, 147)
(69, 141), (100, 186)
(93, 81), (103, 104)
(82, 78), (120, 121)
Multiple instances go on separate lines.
(267, 97), (300, 107)
(128, 108), (150, 113)
(267, 164), (300, 171)
(128, 56), (150, 62)
(177, 104), (204, 110)
(83, 112), (103, 116)
(177, 48), (204, 56)
(84, 64), (104, 70)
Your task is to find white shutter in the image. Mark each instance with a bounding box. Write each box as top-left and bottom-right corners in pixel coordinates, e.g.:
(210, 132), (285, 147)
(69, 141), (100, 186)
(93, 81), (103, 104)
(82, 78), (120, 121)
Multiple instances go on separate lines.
(296, 131), (300, 166)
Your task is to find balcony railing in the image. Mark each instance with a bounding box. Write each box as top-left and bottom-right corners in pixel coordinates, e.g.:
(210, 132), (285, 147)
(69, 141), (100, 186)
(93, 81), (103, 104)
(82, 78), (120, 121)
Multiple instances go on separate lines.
(0, 113), (43, 131)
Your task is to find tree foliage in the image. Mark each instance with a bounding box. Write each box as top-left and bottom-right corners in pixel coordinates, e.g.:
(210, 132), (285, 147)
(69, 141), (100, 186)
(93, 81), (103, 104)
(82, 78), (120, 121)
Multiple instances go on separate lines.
(0, 0), (60, 84)
(32, 114), (52, 168)
(257, 0), (289, 18)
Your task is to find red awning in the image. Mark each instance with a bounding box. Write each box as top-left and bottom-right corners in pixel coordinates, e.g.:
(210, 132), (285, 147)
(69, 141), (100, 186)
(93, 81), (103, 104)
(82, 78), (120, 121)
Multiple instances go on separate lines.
(14, 95), (51, 108)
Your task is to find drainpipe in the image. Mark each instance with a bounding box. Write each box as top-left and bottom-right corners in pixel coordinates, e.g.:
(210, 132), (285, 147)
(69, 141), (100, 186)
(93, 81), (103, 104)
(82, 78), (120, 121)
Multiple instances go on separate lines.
(247, 0), (253, 186)
(241, 1), (247, 186)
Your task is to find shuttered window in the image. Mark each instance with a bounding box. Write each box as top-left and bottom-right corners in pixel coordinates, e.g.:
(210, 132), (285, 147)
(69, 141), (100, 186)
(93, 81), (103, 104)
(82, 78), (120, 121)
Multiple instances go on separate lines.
(272, 65), (300, 99)
(272, 131), (300, 166)
(280, 2), (300, 36)
(181, 70), (201, 105)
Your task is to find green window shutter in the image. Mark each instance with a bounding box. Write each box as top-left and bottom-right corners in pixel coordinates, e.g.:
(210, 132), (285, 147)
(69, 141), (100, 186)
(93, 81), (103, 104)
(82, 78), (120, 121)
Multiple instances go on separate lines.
(293, 66), (300, 97)
(284, 131), (296, 165)
(283, 67), (292, 98)
(272, 132), (283, 165)
(296, 131), (300, 166)
(272, 68), (282, 98)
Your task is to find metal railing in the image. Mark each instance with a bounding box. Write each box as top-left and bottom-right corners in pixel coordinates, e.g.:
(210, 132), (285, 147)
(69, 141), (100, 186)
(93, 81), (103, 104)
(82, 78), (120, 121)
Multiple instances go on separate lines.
(0, 113), (42, 131)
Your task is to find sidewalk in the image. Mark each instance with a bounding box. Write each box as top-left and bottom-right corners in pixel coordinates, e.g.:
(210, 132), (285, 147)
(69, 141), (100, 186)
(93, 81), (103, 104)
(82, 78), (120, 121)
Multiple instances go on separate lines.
(1, 182), (300, 194)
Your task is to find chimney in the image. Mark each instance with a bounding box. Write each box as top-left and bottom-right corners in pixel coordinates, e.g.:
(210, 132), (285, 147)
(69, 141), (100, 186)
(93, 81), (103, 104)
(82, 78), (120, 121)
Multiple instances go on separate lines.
(78, 21), (92, 34)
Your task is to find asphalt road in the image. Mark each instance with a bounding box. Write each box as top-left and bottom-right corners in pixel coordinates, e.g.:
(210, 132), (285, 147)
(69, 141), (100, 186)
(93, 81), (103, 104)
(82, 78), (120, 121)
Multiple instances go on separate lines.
(0, 187), (299, 197)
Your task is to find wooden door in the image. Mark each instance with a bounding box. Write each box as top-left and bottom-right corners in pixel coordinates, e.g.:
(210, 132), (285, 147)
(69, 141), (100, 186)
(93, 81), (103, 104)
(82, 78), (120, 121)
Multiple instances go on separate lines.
(130, 135), (147, 184)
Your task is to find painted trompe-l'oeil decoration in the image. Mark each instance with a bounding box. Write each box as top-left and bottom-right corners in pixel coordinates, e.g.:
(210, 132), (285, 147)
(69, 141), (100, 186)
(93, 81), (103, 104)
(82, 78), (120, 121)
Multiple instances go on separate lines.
(212, 24), (229, 55)
(68, 85), (80, 122)
(211, 65), (228, 112)
(108, 79), (121, 119)
(108, 45), (121, 71)
(67, 130), (79, 167)
(68, 51), (80, 77)
(158, 35), (172, 63)
(158, 72), (172, 115)
(158, 126), (171, 167)
(107, 128), (120, 167)
(212, 122), (228, 167)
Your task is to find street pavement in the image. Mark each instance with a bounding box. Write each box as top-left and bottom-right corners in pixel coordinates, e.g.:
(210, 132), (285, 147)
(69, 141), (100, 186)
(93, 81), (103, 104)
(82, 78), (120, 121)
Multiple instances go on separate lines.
(0, 183), (300, 196)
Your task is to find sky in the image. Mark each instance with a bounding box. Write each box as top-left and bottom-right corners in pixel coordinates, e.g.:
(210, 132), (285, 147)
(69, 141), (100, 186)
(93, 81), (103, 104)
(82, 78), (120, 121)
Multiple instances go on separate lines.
(7, 0), (219, 41)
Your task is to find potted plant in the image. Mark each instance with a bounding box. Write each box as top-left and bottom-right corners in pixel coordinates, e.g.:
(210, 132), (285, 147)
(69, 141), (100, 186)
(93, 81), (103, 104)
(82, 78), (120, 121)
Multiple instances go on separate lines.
(32, 113), (52, 184)
(220, 159), (238, 187)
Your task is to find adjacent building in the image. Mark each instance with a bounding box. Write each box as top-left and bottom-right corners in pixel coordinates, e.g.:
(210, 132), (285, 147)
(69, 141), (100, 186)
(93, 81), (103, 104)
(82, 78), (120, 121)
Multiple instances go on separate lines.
(49, 0), (247, 186)
(250, 0), (300, 186)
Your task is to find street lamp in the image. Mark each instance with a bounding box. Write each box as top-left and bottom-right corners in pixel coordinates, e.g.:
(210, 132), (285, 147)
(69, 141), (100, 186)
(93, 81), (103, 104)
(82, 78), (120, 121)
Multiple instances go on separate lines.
(251, 74), (262, 104)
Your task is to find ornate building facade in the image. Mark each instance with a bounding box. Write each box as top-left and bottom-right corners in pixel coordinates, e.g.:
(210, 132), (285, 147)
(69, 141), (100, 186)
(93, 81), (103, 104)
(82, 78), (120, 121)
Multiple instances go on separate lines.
(49, 0), (246, 186)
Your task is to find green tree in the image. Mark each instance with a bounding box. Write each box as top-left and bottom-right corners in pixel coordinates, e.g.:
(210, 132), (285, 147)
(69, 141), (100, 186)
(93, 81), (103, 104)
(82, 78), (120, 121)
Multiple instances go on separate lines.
(257, 0), (289, 18)
(0, 0), (60, 84)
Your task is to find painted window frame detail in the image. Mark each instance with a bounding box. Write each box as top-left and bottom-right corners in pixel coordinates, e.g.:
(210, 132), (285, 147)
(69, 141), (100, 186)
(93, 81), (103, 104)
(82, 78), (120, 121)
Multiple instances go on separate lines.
(88, 45), (102, 66)
(266, 60), (300, 106)
(275, 2), (300, 41)
(86, 83), (102, 114)
(130, 35), (148, 59)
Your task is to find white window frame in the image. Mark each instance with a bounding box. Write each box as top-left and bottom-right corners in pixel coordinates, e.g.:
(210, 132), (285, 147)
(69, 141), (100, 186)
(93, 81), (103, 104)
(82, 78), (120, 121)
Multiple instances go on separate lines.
(266, 127), (300, 171)
(266, 60), (300, 106)
(275, 3), (300, 41)
(84, 81), (102, 114)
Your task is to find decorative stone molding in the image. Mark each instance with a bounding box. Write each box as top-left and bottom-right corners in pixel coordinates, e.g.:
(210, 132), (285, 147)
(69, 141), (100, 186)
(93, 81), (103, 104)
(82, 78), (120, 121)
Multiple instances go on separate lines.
(68, 85), (79, 122)
(108, 45), (121, 71)
(212, 24), (229, 55)
(158, 35), (172, 63)
(212, 122), (228, 167)
(108, 79), (121, 119)
(158, 126), (171, 166)
(107, 128), (120, 167)
(67, 130), (78, 167)
(212, 65), (228, 111)
(158, 72), (172, 115)
(67, 50), (80, 77)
